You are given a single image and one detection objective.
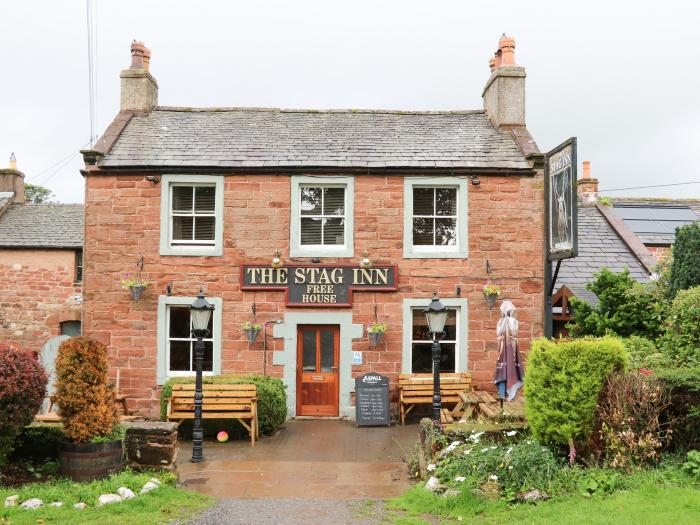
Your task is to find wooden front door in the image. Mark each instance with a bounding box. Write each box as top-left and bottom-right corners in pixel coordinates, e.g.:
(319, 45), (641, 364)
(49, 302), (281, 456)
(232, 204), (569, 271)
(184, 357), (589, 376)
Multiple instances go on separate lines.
(296, 325), (340, 416)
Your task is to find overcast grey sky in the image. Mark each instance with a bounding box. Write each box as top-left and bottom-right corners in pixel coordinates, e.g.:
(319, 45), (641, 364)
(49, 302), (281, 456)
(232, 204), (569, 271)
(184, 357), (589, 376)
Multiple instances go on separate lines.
(1, 1), (699, 203)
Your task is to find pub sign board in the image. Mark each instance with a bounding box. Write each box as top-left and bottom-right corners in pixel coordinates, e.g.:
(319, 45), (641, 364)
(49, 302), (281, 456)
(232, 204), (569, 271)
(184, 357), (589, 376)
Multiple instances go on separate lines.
(240, 265), (398, 307)
(545, 137), (578, 261)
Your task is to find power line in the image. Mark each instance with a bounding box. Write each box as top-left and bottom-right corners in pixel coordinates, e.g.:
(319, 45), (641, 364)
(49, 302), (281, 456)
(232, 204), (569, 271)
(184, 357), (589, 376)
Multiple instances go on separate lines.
(28, 140), (92, 183)
(599, 181), (700, 193)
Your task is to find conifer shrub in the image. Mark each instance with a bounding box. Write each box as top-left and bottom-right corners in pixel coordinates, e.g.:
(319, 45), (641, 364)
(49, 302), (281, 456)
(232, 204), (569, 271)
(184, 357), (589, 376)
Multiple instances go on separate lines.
(524, 337), (627, 455)
(53, 337), (117, 443)
(0, 342), (47, 466)
(668, 222), (700, 298)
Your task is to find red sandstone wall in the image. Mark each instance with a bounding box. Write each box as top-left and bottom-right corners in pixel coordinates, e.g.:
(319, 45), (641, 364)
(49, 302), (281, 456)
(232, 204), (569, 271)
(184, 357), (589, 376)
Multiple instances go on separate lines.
(0, 249), (82, 353)
(647, 245), (671, 263)
(83, 173), (544, 416)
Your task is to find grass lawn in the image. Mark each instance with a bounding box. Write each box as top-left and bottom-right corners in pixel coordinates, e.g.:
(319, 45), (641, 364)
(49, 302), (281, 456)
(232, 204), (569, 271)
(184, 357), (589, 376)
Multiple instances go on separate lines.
(0, 470), (212, 525)
(388, 479), (700, 524)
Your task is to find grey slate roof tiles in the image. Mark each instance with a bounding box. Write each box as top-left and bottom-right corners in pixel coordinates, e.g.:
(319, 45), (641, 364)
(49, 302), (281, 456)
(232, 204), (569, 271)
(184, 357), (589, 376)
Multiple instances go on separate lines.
(100, 107), (531, 170)
(557, 206), (651, 305)
(0, 203), (83, 248)
(610, 199), (700, 245)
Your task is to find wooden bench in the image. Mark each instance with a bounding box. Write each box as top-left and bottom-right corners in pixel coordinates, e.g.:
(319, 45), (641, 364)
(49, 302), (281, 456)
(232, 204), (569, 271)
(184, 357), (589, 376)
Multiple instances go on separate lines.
(398, 372), (472, 425)
(34, 394), (139, 423)
(166, 384), (259, 446)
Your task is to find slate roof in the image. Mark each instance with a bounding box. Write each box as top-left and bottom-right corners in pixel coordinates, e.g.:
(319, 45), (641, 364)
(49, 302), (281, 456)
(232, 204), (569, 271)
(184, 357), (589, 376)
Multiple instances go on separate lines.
(99, 107), (532, 170)
(611, 198), (700, 245)
(0, 203), (83, 248)
(556, 206), (651, 305)
(0, 192), (13, 213)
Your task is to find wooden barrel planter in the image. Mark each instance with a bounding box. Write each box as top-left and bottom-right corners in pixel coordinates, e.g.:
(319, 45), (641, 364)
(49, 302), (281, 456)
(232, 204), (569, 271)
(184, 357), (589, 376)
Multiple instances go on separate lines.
(59, 440), (123, 482)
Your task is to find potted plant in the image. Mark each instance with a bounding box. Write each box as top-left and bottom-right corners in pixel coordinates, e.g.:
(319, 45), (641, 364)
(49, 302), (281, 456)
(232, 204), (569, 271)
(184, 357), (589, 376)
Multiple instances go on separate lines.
(121, 274), (149, 301)
(367, 322), (387, 347)
(53, 336), (121, 482)
(483, 281), (501, 309)
(242, 321), (262, 343)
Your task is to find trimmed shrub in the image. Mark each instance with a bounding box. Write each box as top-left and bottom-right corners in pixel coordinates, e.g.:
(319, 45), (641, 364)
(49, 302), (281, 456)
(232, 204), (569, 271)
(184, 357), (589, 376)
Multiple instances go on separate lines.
(622, 336), (674, 370)
(0, 342), (47, 466)
(668, 222), (700, 298)
(597, 371), (673, 469)
(659, 285), (700, 365)
(567, 268), (664, 340)
(160, 375), (287, 435)
(524, 337), (627, 454)
(655, 367), (700, 450)
(53, 337), (117, 443)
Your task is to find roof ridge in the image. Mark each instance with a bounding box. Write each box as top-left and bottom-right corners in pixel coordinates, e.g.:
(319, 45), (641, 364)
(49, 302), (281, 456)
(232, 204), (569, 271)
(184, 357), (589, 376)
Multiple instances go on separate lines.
(154, 106), (487, 116)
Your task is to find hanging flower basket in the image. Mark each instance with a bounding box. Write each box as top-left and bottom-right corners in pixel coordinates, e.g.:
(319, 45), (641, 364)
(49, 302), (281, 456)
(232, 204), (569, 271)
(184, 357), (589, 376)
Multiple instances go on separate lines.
(367, 322), (387, 347)
(483, 282), (501, 310)
(484, 292), (499, 309)
(242, 322), (262, 343)
(121, 275), (149, 302)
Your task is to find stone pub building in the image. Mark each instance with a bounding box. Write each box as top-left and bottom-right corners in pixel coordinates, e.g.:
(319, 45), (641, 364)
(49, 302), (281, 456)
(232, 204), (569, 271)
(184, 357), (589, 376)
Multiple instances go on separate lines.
(82, 36), (544, 419)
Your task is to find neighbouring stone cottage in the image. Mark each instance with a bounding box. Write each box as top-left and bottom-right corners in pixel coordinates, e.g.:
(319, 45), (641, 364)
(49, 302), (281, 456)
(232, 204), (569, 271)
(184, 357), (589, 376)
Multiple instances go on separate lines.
(0, 156), (83, 354)
(81, 36), (545, 419)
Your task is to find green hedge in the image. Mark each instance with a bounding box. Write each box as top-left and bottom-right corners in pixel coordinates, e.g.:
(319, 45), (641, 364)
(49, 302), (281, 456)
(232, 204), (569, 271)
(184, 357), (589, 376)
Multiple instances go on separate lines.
(524, 337), (627, 449)
(160, 375), (287, 436)
(659, 285), (700, 365)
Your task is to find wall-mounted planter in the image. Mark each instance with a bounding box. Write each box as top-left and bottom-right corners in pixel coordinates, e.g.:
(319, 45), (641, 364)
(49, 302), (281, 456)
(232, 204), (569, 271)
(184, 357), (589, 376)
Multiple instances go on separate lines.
(129, 285), (146, 302)
(244, 327), (261, 344)
(368, 331), (385, 348)
(484, 293), (499, 310)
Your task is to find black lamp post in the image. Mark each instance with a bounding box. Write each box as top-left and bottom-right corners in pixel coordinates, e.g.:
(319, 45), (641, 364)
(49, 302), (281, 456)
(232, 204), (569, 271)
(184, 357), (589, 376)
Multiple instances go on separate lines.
(424, 293), (448, 422)
(189, 289), (215, 463)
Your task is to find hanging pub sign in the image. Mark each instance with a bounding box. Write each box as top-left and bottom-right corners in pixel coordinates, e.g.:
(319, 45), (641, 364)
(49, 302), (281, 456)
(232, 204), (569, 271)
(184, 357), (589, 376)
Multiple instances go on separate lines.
(545, 137), (578, 261)
(240, 265), (398, 307)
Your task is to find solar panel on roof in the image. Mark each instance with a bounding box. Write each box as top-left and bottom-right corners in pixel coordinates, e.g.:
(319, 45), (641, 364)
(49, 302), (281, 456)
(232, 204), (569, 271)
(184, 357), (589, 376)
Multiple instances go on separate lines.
(614, 205), (698, 236)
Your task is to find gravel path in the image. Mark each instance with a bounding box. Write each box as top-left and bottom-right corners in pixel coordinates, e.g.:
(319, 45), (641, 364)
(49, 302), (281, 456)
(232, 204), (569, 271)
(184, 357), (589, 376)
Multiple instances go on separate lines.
(184, 498), (389, 525)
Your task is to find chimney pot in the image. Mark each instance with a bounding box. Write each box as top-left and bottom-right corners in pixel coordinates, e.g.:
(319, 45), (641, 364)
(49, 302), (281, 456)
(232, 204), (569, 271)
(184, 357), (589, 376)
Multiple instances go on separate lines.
(582, 160), (591, 179)
(143, 47), (151, 72)
(499, 34), (516, 66)
(130, 40), (146, 69)
(488, 57), (496, 72)
(9, 152), (16, 170)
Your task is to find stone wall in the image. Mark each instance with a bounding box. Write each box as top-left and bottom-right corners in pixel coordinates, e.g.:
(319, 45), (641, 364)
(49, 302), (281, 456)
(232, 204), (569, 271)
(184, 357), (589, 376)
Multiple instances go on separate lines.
(0, 249), (82, 353)
(83, 172), (544, 417)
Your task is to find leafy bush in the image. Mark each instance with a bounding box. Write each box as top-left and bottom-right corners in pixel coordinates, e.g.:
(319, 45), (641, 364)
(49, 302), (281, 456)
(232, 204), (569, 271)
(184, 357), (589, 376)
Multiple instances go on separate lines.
(597, 372), (673, 469)
(668, 222), (700, 298)
(0, 342), (47, 466)
(567, 268), (664, 340)
(10, 425), (65, 463)
(524, 337), (627, 455)
(160, 375), (287, 435)
(655, 367), (700, 450)
(53, 337), (117, 443)
(623, 336), (673, 370)
(577, 469), (622, 497)
(659, 285), (700, 365)
(682, 450), (700, 479)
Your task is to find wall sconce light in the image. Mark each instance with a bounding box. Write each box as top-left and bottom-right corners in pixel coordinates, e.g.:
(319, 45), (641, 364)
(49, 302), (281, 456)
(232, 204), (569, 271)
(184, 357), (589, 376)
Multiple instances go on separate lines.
(145, 175), (161, 184)
(271, 249), (283, 268)
(359, 250), (372, 269)
(471, 175), (481, 186)
(166, 282), (173, 296)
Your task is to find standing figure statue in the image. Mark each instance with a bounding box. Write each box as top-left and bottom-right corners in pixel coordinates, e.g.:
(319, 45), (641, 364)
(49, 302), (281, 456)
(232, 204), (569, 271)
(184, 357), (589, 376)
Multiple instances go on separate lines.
(494, 300), (524, 401)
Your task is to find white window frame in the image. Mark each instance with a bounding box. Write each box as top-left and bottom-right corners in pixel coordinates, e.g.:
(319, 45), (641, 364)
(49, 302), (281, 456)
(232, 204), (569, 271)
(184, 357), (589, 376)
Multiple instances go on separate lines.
(156, 295), (223, 385)
(290, 175), (354, 258)
(402, 298), (468, 373)
(159, 174), (224, 256)
(403, 177), (468, 258)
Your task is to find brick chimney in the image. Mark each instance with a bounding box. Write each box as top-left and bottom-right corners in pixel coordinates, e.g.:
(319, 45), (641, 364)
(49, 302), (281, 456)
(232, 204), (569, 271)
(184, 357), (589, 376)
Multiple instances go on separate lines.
(482, 34), (526, 129)
(0, 153), (25, 203)
(577, 160), (598, 205)
(120, 40), (158, 112)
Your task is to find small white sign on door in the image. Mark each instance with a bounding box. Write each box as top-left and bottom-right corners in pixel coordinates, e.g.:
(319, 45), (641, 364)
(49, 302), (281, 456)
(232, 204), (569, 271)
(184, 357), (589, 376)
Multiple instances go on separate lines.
(352, 351), (363, 365)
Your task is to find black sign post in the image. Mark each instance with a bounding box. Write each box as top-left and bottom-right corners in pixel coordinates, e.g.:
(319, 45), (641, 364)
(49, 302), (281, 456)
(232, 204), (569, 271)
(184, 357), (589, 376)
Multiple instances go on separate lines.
(355, 373), (390, 427)
(544, 137), (578, 338)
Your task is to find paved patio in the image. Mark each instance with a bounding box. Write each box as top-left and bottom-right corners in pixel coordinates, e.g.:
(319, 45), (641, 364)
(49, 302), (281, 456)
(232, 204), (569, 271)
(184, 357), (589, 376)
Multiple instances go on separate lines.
(177, 419), (417, 499)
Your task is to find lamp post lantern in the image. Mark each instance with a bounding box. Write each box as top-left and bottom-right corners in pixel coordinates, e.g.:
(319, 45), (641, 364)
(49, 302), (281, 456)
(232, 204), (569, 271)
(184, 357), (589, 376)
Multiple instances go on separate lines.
(189, 289), (215, 463)
(424, 292), (447, 422)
